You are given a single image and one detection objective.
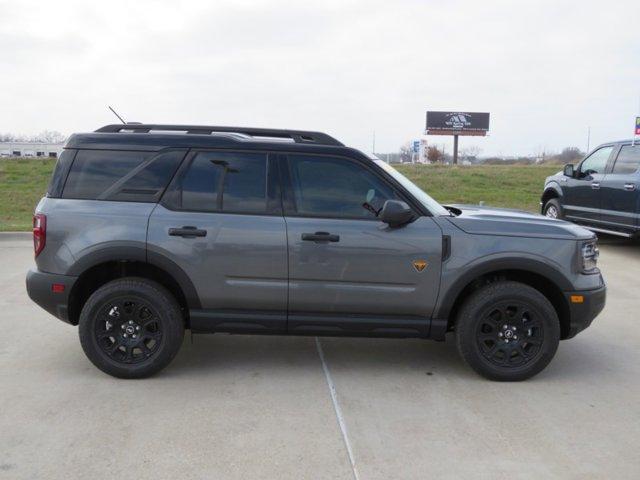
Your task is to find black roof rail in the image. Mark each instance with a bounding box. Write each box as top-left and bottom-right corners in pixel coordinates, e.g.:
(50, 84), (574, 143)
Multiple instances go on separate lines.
(95, 124), (344, 146)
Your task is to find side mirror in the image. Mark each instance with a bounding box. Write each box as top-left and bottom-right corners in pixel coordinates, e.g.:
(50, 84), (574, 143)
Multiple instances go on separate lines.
(563, 164), (575, 178)
(379, 200), (414, 227)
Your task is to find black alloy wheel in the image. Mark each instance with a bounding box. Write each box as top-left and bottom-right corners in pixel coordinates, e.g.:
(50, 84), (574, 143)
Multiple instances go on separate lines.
(79, 278), (184, 378)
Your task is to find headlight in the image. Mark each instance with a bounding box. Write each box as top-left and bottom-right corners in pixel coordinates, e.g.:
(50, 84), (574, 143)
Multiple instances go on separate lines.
(581, 240), (599, 273)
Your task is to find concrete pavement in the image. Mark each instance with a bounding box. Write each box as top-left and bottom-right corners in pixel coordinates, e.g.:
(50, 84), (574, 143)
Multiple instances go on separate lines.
(1, 237), (639, 479)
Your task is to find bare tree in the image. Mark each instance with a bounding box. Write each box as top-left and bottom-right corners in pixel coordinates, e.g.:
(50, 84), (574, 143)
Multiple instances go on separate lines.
(427, 145), (444, 164)
(399, 141), (413, 163)
(33, 130), (67, 143)
(0, 131), (67, 143)
(460, 145), (482, 160)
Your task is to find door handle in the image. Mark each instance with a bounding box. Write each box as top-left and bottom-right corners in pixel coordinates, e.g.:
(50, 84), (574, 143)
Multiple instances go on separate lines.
(591, 182), (600, 190)
(624, 183), (636, 191)
(168, 226), (207, 238)
(301, 231), (340, 243)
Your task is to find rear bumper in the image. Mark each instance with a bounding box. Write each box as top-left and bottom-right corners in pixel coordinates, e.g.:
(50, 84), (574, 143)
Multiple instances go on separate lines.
(563, 284), (606, 339)
(26, 269), (78, 325)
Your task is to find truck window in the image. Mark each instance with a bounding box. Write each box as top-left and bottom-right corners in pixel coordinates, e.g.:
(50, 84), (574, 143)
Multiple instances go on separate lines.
(612, 145), (640, 174)
(579, 146), (613, 175)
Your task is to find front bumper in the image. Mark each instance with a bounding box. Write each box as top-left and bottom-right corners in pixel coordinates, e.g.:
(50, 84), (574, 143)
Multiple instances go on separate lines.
(563, 284), (606, 339)
(26, 269), (78, 324)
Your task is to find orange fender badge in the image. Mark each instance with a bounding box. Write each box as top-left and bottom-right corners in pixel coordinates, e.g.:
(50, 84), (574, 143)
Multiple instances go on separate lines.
(413, 260), (428, 272)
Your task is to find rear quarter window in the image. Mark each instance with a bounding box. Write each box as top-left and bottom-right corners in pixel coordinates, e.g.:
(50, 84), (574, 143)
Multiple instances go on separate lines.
(62, 149), (185, 202)
(46, 149), (76, 198)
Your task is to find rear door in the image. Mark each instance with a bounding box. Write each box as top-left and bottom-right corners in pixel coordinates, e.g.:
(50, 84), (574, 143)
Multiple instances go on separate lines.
(599, 144), (640, 232)
(281, 153), (443, 337)
(562, 146), (615, 224)
(147, 150), (288, 333)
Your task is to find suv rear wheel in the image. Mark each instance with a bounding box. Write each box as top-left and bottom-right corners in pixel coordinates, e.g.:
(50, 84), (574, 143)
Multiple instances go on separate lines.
(455, 281), (560, 381)
(78, 277), (184, 378)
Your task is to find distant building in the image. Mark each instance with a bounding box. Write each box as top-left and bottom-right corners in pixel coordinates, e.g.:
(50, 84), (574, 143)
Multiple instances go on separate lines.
(0, 141), (64, 158)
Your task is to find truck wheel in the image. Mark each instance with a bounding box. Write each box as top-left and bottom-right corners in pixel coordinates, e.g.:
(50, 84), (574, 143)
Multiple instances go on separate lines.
(455, 281), (560, 381)
(543, 198), (563, 219)
(78, 277), (184, 379)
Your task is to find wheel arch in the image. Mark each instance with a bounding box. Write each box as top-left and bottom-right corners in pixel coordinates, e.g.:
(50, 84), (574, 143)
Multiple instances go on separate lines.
(437, 258), (572, 339)
(67, 247), (200, 326)
(541, 183), (562, 211)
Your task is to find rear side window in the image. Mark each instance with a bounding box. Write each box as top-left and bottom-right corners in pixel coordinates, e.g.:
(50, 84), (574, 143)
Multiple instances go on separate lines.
(175, 151), (268, 213)
(612, 145), (640, 174)
(47, 149), (76, 198)
(62, 150), (185, 202)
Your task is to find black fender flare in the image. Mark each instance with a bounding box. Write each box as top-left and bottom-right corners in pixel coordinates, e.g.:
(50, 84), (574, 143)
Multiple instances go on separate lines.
(434, 255), (572, 320)
(66, 243), (201, 309)
(541, 182), (563, 202)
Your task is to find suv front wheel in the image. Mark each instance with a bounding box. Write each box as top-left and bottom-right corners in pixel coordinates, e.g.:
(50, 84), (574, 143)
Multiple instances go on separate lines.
(543, 198), (563, 219)
(78, 277), (184, 378)
(455, 281), (560, 381)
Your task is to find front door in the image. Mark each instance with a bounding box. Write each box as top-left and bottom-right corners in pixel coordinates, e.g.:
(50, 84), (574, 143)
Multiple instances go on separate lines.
(147, 150), (288, 333)
(563, 146), (614, 224)
(600, 144), (640, 232)
(281, 154), (443, 337)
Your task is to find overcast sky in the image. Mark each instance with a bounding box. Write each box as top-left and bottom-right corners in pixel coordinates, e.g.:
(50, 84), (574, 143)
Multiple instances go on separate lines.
(0, 0), (638, 156)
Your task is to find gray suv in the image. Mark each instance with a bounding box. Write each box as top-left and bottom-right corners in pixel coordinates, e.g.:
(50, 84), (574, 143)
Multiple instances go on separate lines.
(26, 124), (606, 381)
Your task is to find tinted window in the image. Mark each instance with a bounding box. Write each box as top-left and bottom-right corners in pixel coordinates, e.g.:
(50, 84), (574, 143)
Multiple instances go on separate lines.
(580, 146), (613, 175)
(63, 150), (153, 200)
(288, 155), (398, 219)
(107, 150), (185, 202)
(179, 151), (267, 213)
(612, 145), (640, 174)
(47, 149), (75, 198)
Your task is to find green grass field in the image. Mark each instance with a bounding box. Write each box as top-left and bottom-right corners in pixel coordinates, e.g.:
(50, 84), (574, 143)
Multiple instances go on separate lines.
(395, 164), (559, 212)
(0, 159), (559, 231)
(0, 158), (57, 231)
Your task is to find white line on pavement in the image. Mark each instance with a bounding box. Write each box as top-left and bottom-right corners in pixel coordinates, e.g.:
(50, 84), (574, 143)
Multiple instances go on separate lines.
(315, 337), (360, 480)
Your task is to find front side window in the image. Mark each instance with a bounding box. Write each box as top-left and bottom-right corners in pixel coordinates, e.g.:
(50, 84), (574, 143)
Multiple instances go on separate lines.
(287, 155), (398, 219)
(178, 151), (267, 213)
(612, 145), (640, 174)
(580, 146), (613, 175)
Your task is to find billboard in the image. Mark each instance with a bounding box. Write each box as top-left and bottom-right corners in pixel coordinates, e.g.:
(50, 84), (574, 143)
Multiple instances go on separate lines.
(426, 111), (490, 136)
(636, 117), (640, 136)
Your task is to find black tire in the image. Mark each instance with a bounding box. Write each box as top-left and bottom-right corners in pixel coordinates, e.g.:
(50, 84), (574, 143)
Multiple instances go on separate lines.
(455, 281), (560, 381)
(78, 277), (184, 379)
(543, 198), (563, 220)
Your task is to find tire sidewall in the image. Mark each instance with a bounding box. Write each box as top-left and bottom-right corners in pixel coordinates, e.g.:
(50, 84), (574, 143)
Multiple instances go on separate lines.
(456, 282), (560, 381)
(78, 278), (184, 379)
(544, 198), (563, 219)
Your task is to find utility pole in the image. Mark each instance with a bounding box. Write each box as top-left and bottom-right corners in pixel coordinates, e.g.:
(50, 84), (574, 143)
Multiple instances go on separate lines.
(586, 126), (591, 152)
(372, 130), (376, 154)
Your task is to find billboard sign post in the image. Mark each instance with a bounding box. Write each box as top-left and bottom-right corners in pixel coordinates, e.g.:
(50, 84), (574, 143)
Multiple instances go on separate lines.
(426, 111), (490, 164)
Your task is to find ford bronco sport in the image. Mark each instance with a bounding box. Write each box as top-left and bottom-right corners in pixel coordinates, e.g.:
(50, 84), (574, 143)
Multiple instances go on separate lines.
(26, 124), (606, 381)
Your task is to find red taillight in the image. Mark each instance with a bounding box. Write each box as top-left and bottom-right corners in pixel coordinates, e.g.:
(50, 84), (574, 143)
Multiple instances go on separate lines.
(33, 213), (46, 257)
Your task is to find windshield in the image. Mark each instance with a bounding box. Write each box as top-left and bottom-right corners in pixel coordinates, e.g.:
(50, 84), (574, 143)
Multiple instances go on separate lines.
(374, 160), (450, 216)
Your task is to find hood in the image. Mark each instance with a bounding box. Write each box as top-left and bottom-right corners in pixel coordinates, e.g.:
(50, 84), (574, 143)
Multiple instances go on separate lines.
(444, 204), (595, 240)
(544, 171), (564, 183)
